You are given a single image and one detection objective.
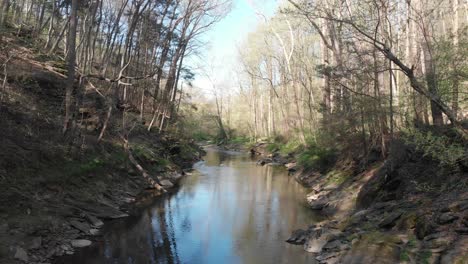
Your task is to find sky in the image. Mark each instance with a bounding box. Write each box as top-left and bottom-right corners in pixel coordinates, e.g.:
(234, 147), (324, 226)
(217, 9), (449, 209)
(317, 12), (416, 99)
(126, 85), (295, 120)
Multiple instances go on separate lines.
(187, 0), (279, 96)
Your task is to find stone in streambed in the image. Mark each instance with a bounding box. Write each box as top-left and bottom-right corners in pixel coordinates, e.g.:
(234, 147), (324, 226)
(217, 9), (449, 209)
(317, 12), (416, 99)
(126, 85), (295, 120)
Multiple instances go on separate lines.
(85, 214), (104, 228)
(14, 247), (28, 262)
(286, 229), (309, 245)
(71, 239), (92, 248)
(69, 220), (91, 234)
(28, 236), (42, 249)
(160, 179), (174, 188)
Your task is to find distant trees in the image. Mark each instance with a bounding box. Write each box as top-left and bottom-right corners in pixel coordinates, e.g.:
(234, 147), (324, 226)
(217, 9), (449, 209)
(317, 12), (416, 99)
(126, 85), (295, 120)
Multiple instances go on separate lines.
(228, 0), (467, 153)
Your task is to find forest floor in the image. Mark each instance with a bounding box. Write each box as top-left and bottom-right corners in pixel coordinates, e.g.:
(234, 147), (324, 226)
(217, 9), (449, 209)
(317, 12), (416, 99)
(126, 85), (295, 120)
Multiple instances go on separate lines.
(252, 139), (468, 263)
(0, 35), (202, 263)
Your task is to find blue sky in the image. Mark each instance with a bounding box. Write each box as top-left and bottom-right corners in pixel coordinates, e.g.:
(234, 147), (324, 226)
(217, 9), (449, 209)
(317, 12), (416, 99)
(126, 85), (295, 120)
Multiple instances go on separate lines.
(189, 0), (279, 94)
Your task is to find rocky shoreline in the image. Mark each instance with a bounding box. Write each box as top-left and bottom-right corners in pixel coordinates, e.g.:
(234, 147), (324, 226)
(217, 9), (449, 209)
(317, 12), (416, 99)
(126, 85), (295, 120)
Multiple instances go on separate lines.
(251, 141), (468, 263)
(1, 141), (203, 264)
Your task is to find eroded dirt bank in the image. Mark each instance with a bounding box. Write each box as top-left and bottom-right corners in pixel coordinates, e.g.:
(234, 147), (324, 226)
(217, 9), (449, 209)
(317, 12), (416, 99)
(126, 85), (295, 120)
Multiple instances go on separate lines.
(0, 36), (203, 264)
(252, 139), (468, 263)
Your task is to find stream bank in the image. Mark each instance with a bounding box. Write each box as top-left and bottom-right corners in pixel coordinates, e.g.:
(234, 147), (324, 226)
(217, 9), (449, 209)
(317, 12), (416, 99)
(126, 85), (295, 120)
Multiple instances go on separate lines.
(0, 37), (205, 263)
(251, 139), (468, 263)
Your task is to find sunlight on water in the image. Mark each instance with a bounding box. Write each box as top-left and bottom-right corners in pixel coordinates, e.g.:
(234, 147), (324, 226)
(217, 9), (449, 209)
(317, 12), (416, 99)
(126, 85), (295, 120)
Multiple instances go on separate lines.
(57, 148), (321, 264)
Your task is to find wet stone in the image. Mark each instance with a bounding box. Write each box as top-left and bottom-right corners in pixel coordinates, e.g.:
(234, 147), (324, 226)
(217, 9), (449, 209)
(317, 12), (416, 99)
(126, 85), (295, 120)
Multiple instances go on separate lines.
(286, 229), (309, 245)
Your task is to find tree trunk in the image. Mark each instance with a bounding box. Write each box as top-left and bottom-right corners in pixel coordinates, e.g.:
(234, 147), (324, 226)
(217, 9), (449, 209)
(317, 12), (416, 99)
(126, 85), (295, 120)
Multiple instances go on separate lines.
(63, 0), (78, 134)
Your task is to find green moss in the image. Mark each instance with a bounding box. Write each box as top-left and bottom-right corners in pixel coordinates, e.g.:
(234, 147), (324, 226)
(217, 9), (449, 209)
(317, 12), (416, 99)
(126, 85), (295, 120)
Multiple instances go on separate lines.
(400, 249), (410, 262)
(325, 170), (350, 185)
(419, 250), (432, 264)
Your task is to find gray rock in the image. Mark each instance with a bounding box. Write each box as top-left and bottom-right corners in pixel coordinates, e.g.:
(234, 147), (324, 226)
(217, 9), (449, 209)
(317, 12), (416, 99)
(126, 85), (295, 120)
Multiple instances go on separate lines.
(438, 213), (459, 225)
(71, 239), (92, 248)
(378, 212), (402, 228)
(304, 228), (342, 253)
(14, 247), (28, 262)
(69, 220), (90, 234)
(85, 214), (104, 228)
(309, 199), (328, 210)
(28, 236), (42, 249)
(455, 227), (468, 234)
(286, 229), (309, 245)
(89, 228), (100, 235)
(316, 252), (340, 262)
(424, 232), (448, 241)
(323, 240), (342, 250)
(160, 179), (174, 188)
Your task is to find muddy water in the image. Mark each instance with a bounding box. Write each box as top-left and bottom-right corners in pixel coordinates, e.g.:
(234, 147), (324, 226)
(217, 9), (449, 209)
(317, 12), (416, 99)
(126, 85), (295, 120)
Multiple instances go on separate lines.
(58, 148), (321, 264)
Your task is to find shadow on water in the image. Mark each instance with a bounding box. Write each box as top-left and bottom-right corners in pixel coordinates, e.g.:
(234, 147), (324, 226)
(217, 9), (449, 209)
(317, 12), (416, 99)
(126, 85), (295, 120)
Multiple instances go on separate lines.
(56, 148), (323, 264)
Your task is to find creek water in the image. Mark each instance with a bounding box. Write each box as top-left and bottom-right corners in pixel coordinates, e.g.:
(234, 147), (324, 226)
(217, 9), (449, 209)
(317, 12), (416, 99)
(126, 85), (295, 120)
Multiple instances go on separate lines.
(58, 147), (321, 264)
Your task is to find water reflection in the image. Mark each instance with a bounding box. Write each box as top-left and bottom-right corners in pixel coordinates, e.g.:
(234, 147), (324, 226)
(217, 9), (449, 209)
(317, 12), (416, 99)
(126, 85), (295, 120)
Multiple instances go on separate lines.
(57, 148), (321, 264)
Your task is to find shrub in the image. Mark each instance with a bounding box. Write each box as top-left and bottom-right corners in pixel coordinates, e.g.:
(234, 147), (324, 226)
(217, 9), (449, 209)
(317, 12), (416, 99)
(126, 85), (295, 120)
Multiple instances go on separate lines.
(298, 143), (337, 173)
(402, 129), (466, 168)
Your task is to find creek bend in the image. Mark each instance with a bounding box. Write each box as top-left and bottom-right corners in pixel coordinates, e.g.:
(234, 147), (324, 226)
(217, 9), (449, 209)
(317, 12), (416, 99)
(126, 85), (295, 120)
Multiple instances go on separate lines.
(57, 147), (321, 264)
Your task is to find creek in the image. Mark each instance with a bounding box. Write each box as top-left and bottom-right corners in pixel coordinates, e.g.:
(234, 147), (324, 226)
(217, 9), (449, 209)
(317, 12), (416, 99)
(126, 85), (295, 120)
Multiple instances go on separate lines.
(58, 147), (322, 264)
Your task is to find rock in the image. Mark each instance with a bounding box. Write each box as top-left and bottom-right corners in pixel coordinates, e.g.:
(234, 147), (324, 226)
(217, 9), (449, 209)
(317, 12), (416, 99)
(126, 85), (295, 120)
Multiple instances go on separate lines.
(266, 162), (282, 166)
(309, 200), (328, 210)
(455, 227), (468, 234)
(448, 200), (468, 212)
(323, 240), (342, 250)
(423, 232), (448, 241)
(256, 158), (272, 166)
(378, 212), (402, 228)
(28, 236), (42, 249)
(69, 220), (91, 234)
(316, 252), (340, 262)
(14, 247), (28, 262)
(89, 228), (100, 235)
(304, 228), (342, 253)
(415, 215), (436, 240)
(85, 214), (104, 228)
(71, 239), (92, 248)
(286, 229), (309, 245)
(349, 210), (369, 225)
(437, 212), (459, 225)
(285, 162), (297, 171)
(160, 179), (174, 188)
